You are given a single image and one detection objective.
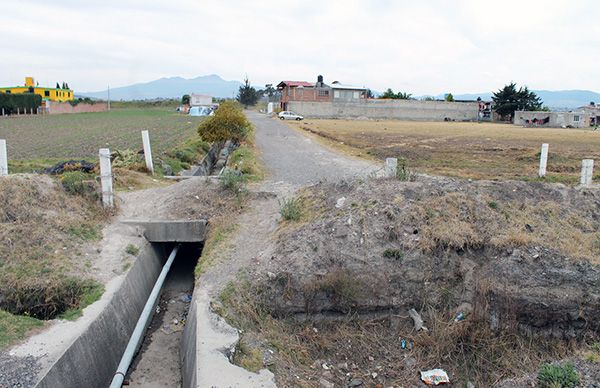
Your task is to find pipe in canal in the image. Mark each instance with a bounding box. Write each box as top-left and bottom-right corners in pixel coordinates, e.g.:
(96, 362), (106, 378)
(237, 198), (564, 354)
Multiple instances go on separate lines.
(109, 244), (180, 388)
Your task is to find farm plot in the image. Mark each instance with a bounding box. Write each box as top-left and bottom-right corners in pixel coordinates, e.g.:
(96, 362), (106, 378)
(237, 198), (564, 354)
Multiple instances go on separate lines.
(287, 119), (600, 184)
(0, 108), (203, 163)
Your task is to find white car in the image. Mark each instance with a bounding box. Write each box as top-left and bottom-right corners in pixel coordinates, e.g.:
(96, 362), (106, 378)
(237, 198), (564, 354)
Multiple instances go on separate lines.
(278, 111), (304, 121)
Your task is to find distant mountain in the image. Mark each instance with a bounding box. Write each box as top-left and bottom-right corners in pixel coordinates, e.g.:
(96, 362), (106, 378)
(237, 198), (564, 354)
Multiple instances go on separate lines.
(80, 74), (243, 100)
(429, 90), (600, 110)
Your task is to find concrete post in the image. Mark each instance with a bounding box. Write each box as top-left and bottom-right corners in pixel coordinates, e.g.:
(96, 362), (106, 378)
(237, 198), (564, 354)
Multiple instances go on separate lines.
(0, 139), (8, 176)
(580, 159), (594, 187)
(1, 108), (4, 116)
(538, 143), (549, 177)
(141, 130), (154, 175)
(99, 148), (114, 207)
(385, 157), (398, 178)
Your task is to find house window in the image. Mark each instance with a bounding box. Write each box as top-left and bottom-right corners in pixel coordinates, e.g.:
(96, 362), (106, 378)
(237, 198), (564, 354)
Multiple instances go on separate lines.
(574, 115), (580, 122)
(44, 90), (50, 97)
(353, 91), (359, 99)
(5, 90), (10, 94)
(334, 90), (340, 98)
(318, 90), (329, 97)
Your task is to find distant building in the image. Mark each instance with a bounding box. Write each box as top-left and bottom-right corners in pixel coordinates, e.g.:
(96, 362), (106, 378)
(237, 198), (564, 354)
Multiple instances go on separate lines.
(277, 75), (367, 111)
(578, 103), (599, 126)
(513, 110), (587, 128)
(189, 94), (212, 106)
(0, 77), (74, 103)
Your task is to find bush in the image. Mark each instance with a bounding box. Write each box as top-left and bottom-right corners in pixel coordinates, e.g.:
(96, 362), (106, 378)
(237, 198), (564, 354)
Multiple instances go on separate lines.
(280, 198), (302, 221)
(61, 171), (98, 199)
(0, 93), (42, 115)
(198, 101), (250, 143)
(383, 248), (404, 260)
(220, 169), (247, 194)
(125, 244), (139, 256)
(396, 157), (416, 181)
(537, 363), (580, 388)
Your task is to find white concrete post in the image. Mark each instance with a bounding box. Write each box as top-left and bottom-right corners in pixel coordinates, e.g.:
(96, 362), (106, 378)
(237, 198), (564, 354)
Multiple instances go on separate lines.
(99, 148), (114, 207)
(0, 139), (8, 176)
(538, 143), (549, 177)
(580, 159), (594, 187)
(385, 157), (398, 178)
(141, 130), (154, 175)
(1, 108), (4, 116)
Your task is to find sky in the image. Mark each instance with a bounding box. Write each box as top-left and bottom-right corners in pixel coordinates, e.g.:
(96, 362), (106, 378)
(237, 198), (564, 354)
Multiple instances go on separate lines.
(1, 0), (598, 95)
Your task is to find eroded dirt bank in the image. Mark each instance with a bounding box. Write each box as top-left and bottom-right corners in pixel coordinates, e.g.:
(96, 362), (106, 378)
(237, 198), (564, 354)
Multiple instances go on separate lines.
(220, 176), (600, 386)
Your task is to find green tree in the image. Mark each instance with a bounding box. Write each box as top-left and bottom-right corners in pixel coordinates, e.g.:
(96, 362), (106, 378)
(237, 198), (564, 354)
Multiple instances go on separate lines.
(379, 89), (412, 99)
(445, 93), (454, 102)
(56, 82), (61, 89)
(181, 94), (190, 105)
(380, 88), (397, 99)
(237, 76), (258, 108)
(198, 101), (250, 143)
(365, 89), (374, 98)
(492, 82), (543, 121)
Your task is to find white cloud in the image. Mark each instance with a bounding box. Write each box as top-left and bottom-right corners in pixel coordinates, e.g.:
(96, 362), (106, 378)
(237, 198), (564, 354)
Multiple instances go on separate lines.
(0, 0), (597, 94)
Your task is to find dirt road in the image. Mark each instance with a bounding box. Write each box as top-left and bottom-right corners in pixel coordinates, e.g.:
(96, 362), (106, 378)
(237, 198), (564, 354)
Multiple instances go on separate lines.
(247, 111), (376, 186)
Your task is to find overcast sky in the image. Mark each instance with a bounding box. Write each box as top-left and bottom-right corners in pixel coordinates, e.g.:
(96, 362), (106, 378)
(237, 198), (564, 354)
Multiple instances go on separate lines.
(1, 0), (598, 95)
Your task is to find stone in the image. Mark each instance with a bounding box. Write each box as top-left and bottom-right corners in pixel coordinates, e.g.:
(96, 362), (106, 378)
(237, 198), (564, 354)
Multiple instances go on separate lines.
(349, 378), (364, 387)
(319, 378), (334, 388)
(336, 197), (346, 208)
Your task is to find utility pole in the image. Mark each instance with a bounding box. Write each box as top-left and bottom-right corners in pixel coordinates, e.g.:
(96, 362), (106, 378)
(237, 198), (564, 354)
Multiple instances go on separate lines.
(107, 85), (111, 111)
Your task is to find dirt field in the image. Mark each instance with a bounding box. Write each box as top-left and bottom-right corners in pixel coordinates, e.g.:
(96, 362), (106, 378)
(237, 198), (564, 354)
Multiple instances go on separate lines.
(0, 108), (203, 165)
(287, 119), (600, 184)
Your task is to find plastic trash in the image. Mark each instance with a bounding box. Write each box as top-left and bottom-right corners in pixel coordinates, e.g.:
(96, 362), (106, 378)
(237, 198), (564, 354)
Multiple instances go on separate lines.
(401, 339), (407, 349)
(420, 369), (450, 385)
(454, 312), (465, 322)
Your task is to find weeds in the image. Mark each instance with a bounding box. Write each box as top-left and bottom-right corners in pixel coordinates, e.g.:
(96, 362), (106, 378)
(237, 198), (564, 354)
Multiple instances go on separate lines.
(68, 224), (101, 241)
(220, 170), (248, 195)
(396, 157), (416, 181)
(488, 201), (498, 209)
(125, 244), (140, 256)
(537, 363), (580, 388)
(382, 248), (404, 260)
(0, 309), (43, 350)
(61, 171), (98, 199)
(279, 198), (302, 221)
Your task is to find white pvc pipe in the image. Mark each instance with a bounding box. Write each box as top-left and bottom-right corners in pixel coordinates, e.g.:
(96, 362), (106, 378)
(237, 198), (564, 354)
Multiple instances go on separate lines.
(109, 244), (180, 388)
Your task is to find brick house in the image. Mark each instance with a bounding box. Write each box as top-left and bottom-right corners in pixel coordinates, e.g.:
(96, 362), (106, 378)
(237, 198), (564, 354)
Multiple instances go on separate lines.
(277, 75), (366, 110)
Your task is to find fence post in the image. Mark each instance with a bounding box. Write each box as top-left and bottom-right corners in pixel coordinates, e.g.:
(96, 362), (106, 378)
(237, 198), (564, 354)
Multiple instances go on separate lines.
(385, 157), (398, 178)
(99, 148), (114, 207)
(141, 130), (154, 175)
(580, 159), (594, 187)
(1, 108), (4, 116)
(0, 139), (7, 176)
(538, 143), (548, 177)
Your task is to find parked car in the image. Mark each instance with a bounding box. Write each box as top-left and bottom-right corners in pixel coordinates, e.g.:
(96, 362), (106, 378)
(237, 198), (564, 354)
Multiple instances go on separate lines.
(278, 111), (304, 120)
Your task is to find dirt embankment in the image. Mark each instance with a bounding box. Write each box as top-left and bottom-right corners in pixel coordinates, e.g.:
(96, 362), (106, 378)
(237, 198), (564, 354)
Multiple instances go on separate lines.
(223, 177), (600, 386)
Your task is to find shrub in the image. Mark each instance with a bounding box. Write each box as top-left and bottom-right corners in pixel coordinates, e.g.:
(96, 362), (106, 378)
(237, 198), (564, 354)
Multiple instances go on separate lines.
(0, 93), (42, 115)
(125, 244), (139, 256)
(488, 201), (498, 209)
(396, 157), (416, 181)
(279, 198), (302, 221)
(61, 171), (97, 199)
(220, 169), (247, 194)
(537, 363), (580, 388)
(383, 248), (404, 260)
(198, 101), (250, 143)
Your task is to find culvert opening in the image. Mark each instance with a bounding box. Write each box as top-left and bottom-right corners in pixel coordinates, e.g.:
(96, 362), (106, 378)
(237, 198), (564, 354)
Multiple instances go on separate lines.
(123, 242), (202, 387)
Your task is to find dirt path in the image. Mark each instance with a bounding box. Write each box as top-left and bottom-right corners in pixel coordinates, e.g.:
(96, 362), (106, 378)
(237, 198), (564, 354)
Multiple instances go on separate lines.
(247, 111), (376, 186)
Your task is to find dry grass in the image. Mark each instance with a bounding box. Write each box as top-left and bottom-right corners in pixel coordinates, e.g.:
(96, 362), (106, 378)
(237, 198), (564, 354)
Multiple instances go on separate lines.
(404, 192), (600, 264)
(286, 119), (600, 183)
(0, 175), (108, 319)
(218, 275), (573, 387)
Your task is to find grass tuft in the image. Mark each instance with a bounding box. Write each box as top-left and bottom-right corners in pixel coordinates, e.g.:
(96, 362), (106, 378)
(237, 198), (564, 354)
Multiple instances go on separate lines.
(279, 198), (302, 221)
(537, 362), (580, 388)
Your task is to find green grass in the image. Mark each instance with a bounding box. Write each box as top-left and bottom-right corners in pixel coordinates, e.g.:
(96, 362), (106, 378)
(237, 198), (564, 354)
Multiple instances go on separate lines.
(0, 309), (44, 350)
(125, 244), (140, 256)
(279, 198), (302, 221)
(537, 362), (580, 388)
(68, 224), (102, 241)
(0, 108), (205, 165)
(228, 144), (265, 181)
(58, 281), (104, 321)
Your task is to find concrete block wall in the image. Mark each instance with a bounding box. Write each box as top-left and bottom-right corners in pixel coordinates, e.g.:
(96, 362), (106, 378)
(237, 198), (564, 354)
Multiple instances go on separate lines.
(289, 99), (479, 121)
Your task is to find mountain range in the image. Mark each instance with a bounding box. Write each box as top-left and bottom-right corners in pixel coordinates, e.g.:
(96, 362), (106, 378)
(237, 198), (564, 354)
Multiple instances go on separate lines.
(431, 90), (600, 109)
(80, 74), (599, 109)
(80, 74), (243, 100)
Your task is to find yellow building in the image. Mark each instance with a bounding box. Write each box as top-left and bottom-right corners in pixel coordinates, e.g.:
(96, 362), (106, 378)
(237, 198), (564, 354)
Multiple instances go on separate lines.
(0, 77), (74, 102)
